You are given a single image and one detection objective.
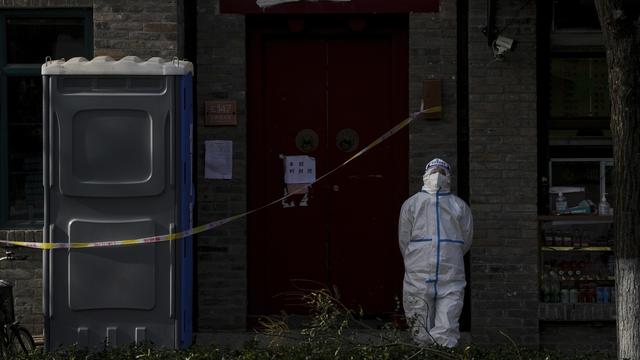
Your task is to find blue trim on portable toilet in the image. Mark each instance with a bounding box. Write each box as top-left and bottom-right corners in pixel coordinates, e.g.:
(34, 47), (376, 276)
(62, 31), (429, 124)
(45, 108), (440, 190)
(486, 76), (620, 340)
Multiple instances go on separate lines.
(179, 73), (194, 348)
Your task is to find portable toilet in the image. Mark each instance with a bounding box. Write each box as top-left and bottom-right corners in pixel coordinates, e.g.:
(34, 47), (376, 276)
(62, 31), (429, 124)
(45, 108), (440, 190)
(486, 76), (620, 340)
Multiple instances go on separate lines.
(42, 56), (194, 349)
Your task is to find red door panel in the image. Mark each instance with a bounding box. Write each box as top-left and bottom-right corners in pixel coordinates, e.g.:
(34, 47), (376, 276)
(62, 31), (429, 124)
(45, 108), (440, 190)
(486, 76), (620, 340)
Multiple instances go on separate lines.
(326, 37), (405, 313)
(248, 16), (408, 317)
(258, 38), (329, 313)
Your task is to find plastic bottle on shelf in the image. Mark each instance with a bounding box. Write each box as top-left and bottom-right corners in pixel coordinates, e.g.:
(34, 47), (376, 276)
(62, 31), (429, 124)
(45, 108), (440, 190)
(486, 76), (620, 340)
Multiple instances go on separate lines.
(549, 270), (560, 303)
(553, 231), (563, 246)
(607, 255), (615, 277)
(558, 265), (570, 304)
(572, 228), (582, 247)
(541, 267), (550, 302)
(569, 288), (578, 304)
(598, 193), (610, 216)
(595, 261), (606, 280)
(585, 260), (595, 280)
(569, 261), (578, 303)
(609, 286), (615, 303)
(596, 287), (604, 303)
(589, 284), (597, 303)
(557, 263), (566, 281)
(607, 224), (615, 246)
(556, 192), (567, 214)
(543, 230), (554, 246)
(561, 288), (570, 304)
(567, 264), (575, 281)
(578, 284), (589, 303)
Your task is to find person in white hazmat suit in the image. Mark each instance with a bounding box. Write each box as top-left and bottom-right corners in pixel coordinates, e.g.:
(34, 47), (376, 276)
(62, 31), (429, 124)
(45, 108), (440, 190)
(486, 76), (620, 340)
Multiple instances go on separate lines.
(398, 158), (473, 348)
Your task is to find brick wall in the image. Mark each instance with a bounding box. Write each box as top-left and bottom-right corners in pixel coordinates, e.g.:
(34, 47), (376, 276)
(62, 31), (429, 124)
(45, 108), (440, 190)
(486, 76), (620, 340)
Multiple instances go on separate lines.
(409, 2), (459, 192)
(94, 0), (178, 59)
(468, 0), (539, 346)
(540, 322), (616, 355)
(193, 1), (461, 332)
(0, 230), (42, 336)
(195, 0), (248, 330)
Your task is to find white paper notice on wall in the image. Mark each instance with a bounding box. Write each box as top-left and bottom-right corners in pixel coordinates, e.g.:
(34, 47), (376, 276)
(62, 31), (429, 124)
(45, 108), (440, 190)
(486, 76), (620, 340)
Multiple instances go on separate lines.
(205, 140), (233, 179)
(257, 0), (350, 9)
(284, 155), (316, 184)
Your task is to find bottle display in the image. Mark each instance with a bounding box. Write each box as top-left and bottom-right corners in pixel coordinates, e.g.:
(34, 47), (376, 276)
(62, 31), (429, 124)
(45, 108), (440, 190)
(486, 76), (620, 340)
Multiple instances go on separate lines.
(598, 193), (610, 216)
(540, 257), (615, 304)
(555, 192), (567, 214)
(544, 156), (615, 321)
(541, 222), (613, 248)
(539, 220), (615, 308)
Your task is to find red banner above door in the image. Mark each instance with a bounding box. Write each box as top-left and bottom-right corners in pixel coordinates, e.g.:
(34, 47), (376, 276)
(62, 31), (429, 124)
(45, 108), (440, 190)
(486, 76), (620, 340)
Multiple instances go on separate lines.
(220, 0), (439, 14)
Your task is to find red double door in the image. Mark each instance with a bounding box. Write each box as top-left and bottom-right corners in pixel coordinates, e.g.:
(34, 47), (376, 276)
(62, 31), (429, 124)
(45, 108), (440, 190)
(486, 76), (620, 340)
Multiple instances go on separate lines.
(248, 15), (408, 317)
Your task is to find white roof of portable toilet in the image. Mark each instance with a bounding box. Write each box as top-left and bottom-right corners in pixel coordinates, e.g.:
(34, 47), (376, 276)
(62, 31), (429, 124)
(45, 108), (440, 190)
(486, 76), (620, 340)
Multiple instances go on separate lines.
(41, 56), (193, 75)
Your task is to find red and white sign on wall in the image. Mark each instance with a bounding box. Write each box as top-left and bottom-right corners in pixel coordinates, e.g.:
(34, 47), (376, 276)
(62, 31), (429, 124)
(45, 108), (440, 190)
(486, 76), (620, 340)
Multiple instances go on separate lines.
(257, 0), (350, 8)
(221, 0), (439, 13)
(205, 100), (237, 126)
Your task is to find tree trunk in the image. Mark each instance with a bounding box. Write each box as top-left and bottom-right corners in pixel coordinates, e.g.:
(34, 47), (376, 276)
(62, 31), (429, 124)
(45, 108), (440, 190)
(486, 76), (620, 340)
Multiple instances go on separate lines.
(594, 1), (640, 359)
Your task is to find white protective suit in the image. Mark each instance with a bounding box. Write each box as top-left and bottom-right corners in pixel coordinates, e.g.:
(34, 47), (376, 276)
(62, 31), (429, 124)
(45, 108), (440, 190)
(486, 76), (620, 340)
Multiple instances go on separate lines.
(398, 159), (473, 348)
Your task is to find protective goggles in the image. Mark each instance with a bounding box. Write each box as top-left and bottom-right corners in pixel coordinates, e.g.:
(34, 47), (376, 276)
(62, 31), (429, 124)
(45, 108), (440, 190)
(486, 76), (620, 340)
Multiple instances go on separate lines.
(425, 158), (452, 177)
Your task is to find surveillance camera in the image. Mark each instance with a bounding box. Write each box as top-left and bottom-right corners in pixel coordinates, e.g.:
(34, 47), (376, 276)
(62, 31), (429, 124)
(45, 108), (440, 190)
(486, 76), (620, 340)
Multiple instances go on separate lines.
(492, 35), (516, 58)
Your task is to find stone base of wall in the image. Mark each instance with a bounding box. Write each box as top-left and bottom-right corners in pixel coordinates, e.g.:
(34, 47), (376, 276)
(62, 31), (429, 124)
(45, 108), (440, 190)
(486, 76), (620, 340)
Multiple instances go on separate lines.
(540, 322), (615, 355)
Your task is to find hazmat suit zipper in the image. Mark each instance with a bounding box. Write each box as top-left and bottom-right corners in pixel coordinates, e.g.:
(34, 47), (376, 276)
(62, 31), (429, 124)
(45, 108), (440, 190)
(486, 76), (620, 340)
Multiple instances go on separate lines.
(434, 189), (441, 301)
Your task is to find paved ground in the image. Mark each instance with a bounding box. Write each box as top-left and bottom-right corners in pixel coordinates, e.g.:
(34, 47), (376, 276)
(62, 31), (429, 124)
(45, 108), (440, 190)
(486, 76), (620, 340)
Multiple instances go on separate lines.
(32, 327), (471, 350)
(194, 331), (472, 350)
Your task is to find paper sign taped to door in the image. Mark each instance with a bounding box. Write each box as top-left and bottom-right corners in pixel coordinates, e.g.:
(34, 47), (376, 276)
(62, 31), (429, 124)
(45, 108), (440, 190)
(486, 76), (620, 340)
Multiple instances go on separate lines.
(284, 155), (315, 184)
(257, 0), (350, 8)
(205, 140), (233, 179)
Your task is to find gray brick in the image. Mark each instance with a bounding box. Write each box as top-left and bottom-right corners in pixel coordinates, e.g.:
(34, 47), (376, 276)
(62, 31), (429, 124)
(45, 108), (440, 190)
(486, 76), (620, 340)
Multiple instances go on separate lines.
(469, 0), (538, 347)
(93, 0), (178, 58)
(196, 0), (247, 331)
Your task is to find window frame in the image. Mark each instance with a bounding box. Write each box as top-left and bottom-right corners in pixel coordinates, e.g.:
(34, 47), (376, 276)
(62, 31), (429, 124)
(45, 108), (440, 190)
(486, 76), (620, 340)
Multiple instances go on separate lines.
(0, 8), (93, 226)
(548, 52), (610, 134)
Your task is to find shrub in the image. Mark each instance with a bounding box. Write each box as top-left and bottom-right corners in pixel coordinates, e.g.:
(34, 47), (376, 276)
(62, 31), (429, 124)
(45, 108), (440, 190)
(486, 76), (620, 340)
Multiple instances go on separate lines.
(18, 288), (615, 359)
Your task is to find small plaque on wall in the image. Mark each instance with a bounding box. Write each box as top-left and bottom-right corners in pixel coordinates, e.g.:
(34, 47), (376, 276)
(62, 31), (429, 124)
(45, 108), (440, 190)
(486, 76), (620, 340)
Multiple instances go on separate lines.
(205, 100), (237, 126)
(422, 79), (442, 120)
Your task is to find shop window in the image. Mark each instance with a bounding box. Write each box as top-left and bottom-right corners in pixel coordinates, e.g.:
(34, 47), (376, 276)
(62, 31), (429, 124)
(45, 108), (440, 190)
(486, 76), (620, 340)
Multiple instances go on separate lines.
(550, 58), (609, 119)
(549, 158), (614, 211)
(0, 10), (92, 225)
(553, 0), (600, 32)
(546, 53), (611, 206)
(6, 18), (85, 64)
(548, 1), (607, 146)
(542, 1), (612, 210)
(6, 77), (43, 221)
(549, 56), (610, 144)
(537, 0), (617, 326)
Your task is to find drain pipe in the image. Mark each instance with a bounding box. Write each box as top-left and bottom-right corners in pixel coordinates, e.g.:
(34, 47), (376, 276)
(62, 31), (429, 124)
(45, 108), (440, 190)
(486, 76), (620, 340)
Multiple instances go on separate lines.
(485, 0), (496, 46)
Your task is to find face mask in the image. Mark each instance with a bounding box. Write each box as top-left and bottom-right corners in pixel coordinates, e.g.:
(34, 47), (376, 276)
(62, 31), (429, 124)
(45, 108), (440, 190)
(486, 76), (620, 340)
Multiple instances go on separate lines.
(423, 172), (450, 193)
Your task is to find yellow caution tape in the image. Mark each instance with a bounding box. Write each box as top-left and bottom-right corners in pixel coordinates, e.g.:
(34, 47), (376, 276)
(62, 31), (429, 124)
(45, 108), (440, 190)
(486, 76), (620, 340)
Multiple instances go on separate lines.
(1, 107), (439, 250)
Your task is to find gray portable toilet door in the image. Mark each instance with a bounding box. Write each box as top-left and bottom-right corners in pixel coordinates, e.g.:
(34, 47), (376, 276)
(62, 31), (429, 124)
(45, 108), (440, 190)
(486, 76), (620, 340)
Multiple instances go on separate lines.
(47, 75), (178, 348)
